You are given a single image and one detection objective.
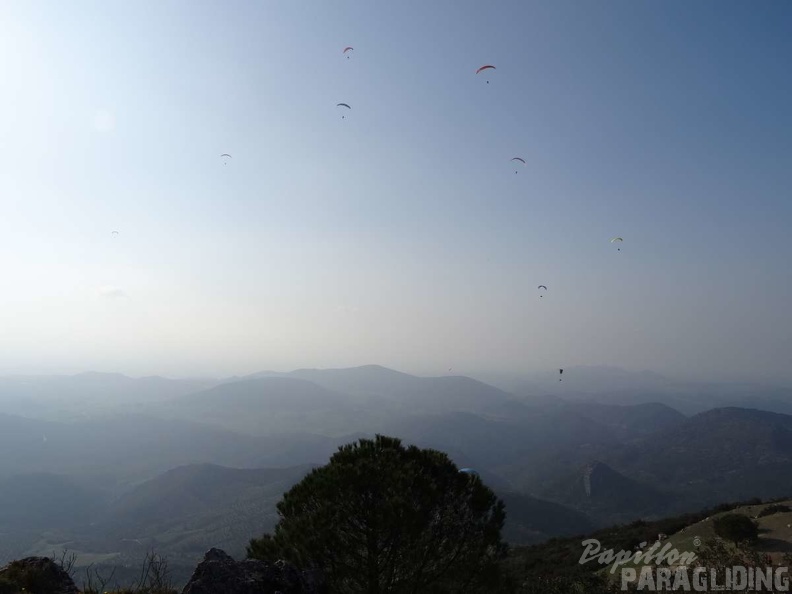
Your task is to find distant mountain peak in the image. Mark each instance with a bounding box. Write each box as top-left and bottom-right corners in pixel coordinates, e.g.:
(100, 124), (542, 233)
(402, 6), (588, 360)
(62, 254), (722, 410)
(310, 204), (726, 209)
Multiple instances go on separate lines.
(73, 371), (129, 379)
(291, 364), (414, 377)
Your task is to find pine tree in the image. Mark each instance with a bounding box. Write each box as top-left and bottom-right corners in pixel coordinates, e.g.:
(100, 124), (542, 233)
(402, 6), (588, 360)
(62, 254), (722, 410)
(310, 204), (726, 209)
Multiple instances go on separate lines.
(247, 435), (508, 593)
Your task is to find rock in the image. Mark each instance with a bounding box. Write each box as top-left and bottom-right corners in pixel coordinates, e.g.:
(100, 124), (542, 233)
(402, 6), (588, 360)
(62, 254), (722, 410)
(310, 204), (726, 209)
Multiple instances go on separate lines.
(203, 548), (232, 563)
(181, 548), (325, 594)
(0, 557), (78, 594)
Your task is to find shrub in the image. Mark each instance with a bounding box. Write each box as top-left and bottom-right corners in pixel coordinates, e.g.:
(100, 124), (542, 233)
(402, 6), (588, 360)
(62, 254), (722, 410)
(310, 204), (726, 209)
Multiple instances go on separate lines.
(757, 504), (791, 518)
(713, 513), (758, 545)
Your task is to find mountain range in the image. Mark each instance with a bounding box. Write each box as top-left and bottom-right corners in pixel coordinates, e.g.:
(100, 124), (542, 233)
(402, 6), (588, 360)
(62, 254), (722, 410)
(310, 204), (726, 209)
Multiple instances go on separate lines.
(3, 364), (792, 587)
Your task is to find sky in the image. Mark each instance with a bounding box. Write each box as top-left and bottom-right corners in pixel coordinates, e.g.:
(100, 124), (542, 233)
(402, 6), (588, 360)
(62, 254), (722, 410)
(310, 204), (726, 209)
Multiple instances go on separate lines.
(0, 1), (790, 383)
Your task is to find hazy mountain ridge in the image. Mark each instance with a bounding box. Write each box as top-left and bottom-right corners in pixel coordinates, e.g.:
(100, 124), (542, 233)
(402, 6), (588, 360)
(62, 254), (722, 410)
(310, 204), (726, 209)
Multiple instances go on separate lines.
(0, 373), (218, 420)
(163, 377), (370, 435)
(557, 401), (686, 436)
(4, 365), (792, 583)
(0, 473), (106, 530)
(504, 366), (792, 415)
(602, 407), (792, 506)
(541, 460), (674, 526)
(286, 365), (513, 413)
(505, 406), (792, 518)
(98, 464), (318, 549)
(0, 462), (596, 582)
(0, 411), (365, 484)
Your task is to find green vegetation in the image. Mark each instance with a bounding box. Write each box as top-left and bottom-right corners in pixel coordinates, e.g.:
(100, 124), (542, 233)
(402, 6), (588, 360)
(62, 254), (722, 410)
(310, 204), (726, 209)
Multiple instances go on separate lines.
(0, 550), (177, 594)
(502, 498), (767, 585)
(0, 559), (69, 594)
(757, 504), (791, 518)
(713, 513), (758, 545)
(247, 434), (509, 593)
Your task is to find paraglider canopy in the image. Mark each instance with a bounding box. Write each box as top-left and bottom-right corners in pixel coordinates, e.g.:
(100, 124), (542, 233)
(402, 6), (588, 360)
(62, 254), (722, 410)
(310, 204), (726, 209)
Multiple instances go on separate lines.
(337, 103), (351, 119)
(476, 64), (496, 83)
(111, 231), (119, 236)
(459, 468), (479, 477)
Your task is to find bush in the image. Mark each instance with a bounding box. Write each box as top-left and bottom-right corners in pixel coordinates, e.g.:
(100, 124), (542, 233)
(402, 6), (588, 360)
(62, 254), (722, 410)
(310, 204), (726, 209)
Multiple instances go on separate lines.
(757, 504), (791, 518)
(0, 558), (72, 594)
(713, 513), (758, 545)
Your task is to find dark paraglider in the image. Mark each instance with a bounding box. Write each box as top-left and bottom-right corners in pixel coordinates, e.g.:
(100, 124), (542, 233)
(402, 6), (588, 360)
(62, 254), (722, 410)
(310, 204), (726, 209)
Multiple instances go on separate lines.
(337, 103), (351, 119)
(476, 64), (496, 84)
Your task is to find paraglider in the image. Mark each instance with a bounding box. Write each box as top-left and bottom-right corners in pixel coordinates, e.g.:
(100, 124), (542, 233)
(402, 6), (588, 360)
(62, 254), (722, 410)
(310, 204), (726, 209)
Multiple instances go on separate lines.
(459, 468), (479, 477)
(559, 368), (563, 382)
(538, 285), (547, 298)
(111, 231), (119, 236)
(220, 153), (232, 165)
(343, 47), (353, 59)
(611, 237), (623, 251)
(337, 103), (351, 119)
(476, 64), (496, 84)
(511, 157), (526, 174)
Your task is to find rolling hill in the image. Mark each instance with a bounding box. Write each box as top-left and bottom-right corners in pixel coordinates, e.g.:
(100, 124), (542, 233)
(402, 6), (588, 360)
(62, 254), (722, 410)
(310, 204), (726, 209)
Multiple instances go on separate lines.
(251, 365), (513, 414)
(0, 473), (107, 530)
(0, 412), (360, 483)
(541, 461), (674, 526)
(605, 407), (792, 507)
(162, 377), (377, 435)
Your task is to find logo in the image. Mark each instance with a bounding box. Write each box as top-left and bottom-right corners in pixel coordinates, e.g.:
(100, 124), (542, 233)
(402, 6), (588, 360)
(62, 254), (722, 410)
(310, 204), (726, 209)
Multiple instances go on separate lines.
(579, 538), (698, 574)
(578, 537), (790, 591)
(620, 566), (790, 591)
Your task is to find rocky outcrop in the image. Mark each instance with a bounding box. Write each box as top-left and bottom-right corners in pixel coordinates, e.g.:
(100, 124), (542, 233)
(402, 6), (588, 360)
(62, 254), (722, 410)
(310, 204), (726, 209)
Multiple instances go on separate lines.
(181, 548), (325, 594)
(0, 557), (78, 594)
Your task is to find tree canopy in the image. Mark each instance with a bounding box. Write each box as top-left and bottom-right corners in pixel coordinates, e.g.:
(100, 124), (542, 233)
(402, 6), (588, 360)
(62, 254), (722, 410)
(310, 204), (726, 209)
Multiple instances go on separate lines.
(247, 434), (508, 593)
(713, 513), (758, 545)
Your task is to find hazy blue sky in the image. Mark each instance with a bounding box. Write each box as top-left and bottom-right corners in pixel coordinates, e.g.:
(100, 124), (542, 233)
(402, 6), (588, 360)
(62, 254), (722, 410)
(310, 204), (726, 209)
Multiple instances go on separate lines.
(1, 1), (790, 382)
